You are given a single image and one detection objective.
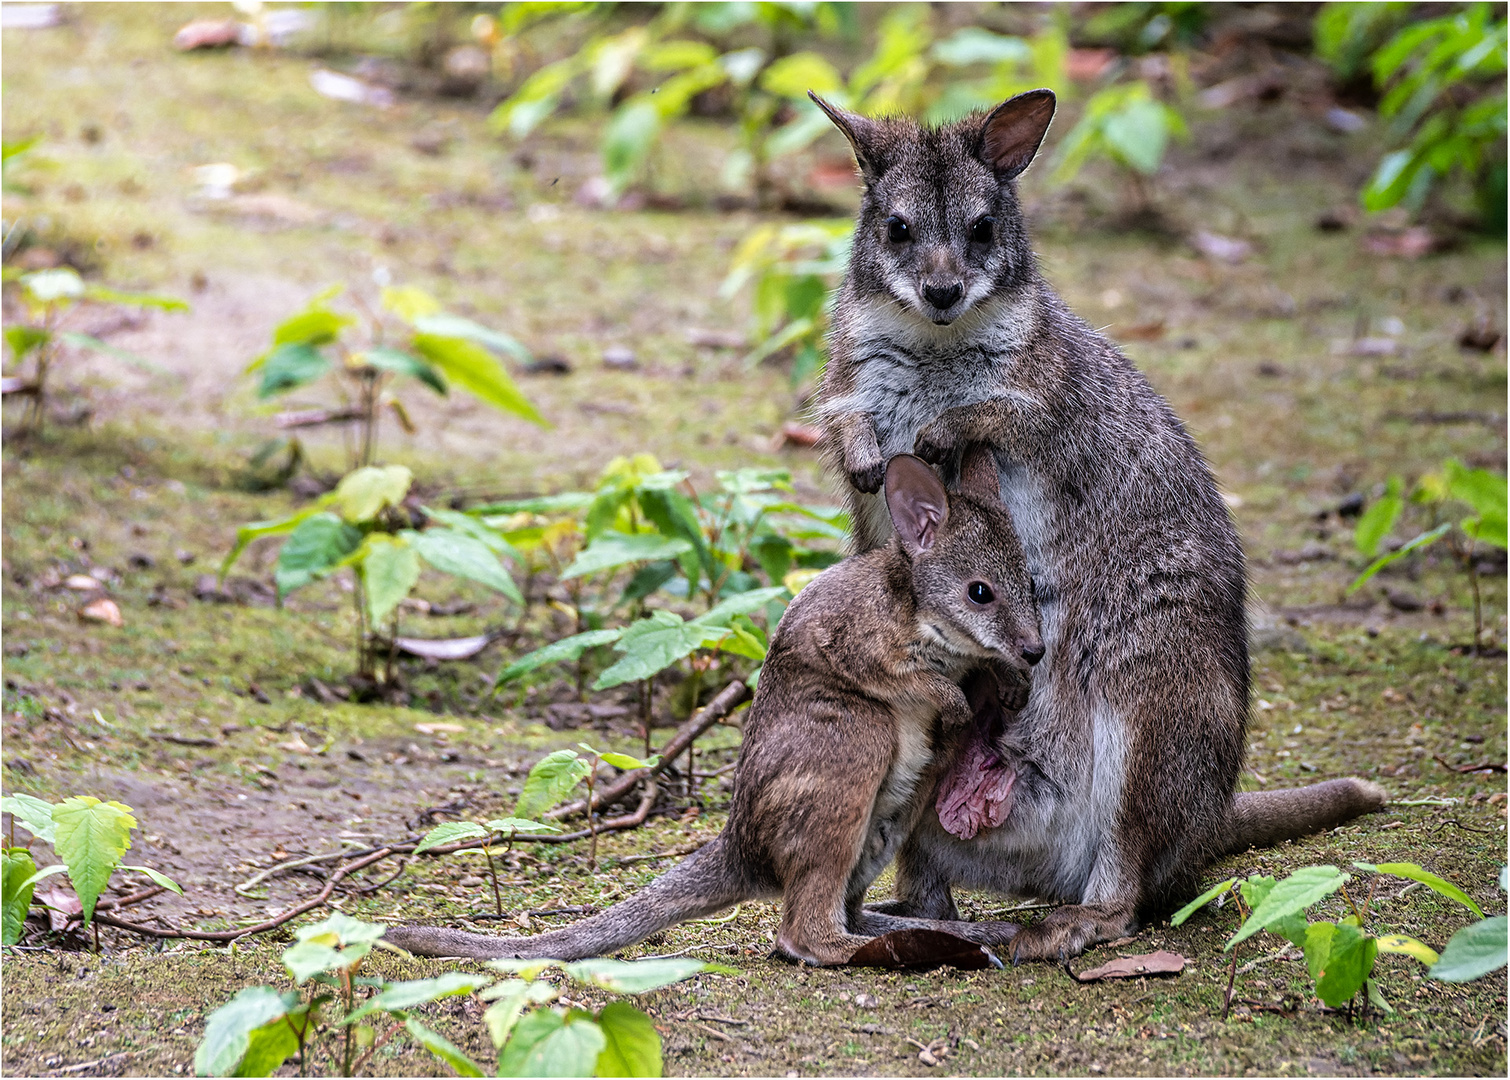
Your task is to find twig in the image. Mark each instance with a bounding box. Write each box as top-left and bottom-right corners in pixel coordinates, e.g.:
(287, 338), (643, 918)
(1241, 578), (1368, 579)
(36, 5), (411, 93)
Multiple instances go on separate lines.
(1235, 945), (1300, 976)
(96, 886), (165, 912)
(354, 859), (407, 895)
(57, 1051), (135, 1074)
(275, 407), (362, 429)
(1432, 754), (1506, 774)
(695, 1022), (733, 1043)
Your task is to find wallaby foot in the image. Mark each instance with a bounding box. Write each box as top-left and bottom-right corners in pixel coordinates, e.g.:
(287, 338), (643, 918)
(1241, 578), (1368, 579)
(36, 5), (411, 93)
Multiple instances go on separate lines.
(1007, 902), (1138, 963)
(853, 909), (1020, 948)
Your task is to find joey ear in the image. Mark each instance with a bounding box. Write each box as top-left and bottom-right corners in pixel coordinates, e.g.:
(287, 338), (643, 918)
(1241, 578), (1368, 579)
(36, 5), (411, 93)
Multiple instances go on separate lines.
(957, 444), (1002, 504)
(978, 88), (1056, 181)
(809, 91), (887, 181)
(885, 454), (949, 556)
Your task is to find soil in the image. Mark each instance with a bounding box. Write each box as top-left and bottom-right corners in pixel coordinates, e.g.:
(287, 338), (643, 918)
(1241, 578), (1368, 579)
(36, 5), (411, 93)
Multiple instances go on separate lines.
(2, 6), (1505, 1078)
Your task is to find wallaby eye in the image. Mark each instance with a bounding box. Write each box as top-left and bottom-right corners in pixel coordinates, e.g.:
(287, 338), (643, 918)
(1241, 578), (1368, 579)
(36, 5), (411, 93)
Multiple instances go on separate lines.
(887, 216), (911, 243)
(967, 581), (995, 605)
(970, 216), (995, 244)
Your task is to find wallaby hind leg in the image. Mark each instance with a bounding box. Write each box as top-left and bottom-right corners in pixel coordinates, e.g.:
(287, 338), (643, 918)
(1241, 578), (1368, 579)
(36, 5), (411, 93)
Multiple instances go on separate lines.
(864, 821), (960, 920)
(777, 871), (875, 965)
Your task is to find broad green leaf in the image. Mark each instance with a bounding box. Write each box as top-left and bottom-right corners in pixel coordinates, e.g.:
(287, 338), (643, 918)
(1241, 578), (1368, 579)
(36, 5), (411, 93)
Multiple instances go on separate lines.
(514, 750), (592, 821)
(593, 610), (709, 690)
(364, 347), (446, 395)
(412, 313), (532, 364)
(51, 796), (136, 923)
(1376, 934), (1440, 965)
(1308, 921), (1376, 1007)
(1354, 861), (1483, 917)
(82, 285), (188, 312)
(483, 979), (559, 1048)
(16, 863), (68, 890)
(563, 957), (731, 994)
(411, 529), (523, 605)
(381, 285), (442, 323)
(1354, 479), (1403, 556)
(931, 26), (1032, 66)
(496, 630), (623, 686)
(497, 1008), (606, 1078)
(1, 793), (57, 844)
(1346, 523), (1451, 594)
(1431, 916), (1508, 982)
(594, 1001), (661, 1077)
(237, 1005), (310, 1077)
(256, 343), (329, 397)
(5, 325), (50, 359)
(282, 940), (371, 983)
(344, 972), (493, 1023)
(272, 305), (351, 348)
(420, 507), (519, 559)
(1228, 866), (1348, 949)
(58, 332), (170, 376)
(598, 753), (658, 772)
(413, 821), (490, 855)
(333, 465), (414, 523)
(21, 267), (84, 302)
(2, 847), (38, 946)
(296, 910), (387, 947)
(360, 534), (421, 626)
(1445, 459), (1509, 549)
(1103, 96), (1173, 175)
(1170, 877), (1237, 926)
(696, 586), (788, 628)
(485, 817), (561, 834)
(1365, 977), (1395, 1014)
(485, 958), (567, 981)
(193, 986), (300, 1077)
(119, 864), (183, 895)
(759, 51), (844, 98)
(602, 99), (660, 194)
(412, 333), (547, 426)
(710, 617), (766, 662)
(1269, 913), (1310, 949)
(404, 1017), (484, 1078)
(561, 532), (694, 581)
(472, 492), (596, 516)
(274, 513), (362, 598)
(221, 505), (328, 579)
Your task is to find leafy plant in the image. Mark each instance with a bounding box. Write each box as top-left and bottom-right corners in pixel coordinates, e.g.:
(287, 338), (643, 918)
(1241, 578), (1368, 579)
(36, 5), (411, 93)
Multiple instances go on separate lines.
(248, 284), (546, 472)
(1313, 2), (1415, 86)
(194, 911), (726, 1077)
(1356, 3), (1507, 229)
(0, 792), (182, 949)
(1051, 80), (1189, 211)
(221, 465), (524, 684)
(2, 266), (187, 434)
(1349, 459), (1507, 654)
(1173, 861), (1507, 1014)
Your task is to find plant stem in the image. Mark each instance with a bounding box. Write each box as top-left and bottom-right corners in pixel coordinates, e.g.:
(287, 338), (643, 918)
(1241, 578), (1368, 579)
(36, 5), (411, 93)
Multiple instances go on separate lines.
(640, 679), (653, 758)
(585, 764), (598, 870)
(353, 574), (370, 678)
(92, 919), (99, 954)
(485, 839), (503, 917)
(341, 968), (355, 1076)
(350, 1020), (405, 1077)
(1466, 537), (1482, 657)
(1340, 882), (1362, 922)
(1222, 942), (1239, 1018)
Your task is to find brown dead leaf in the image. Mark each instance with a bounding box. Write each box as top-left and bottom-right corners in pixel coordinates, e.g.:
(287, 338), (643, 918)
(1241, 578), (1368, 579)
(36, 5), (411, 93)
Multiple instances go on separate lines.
(1362, 227), (1444, 259)
(1189, 231), (1253, 264)
(772, 422), (822, 450)
(414, 721), (465, 735)
(1071, 950), (1187, 982)
(395, 635), (493, 661)
(847, 928), (1002, 971)
(64, 574), (103, 591)
(79, 597), (123, 627)
(173, 18), (243, 50)
(278, 734), (314, 754)
(34, 884), (82, 932)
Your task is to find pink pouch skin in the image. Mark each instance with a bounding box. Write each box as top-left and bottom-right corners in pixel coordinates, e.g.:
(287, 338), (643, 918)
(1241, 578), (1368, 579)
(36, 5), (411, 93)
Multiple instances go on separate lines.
(936, 732), (1015, 840)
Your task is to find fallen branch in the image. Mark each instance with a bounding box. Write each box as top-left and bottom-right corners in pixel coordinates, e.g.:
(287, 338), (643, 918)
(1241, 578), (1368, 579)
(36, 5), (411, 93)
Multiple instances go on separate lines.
(275, 406), (362, 429)
(1432, 754), (1506, 774)
(96, 886), (165, 912)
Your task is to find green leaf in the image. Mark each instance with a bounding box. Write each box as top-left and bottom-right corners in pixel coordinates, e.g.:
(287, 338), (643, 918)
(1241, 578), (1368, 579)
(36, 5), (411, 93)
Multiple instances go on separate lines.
(297, 910), (388, 946)
(484, 959), (566, 982)
(412, 333), (547, 427)
(413, 821), (491, 855)
(345, 972), (493, 1023)
(1346, 523), (1451, 595)
(412, 313), (532, 365)
(596, 752), (658, 772)
(221, 505), (327, 579)
(381, 285), (442, 323)
(1354, 478), (1403, 556)
(1375, 934), (1440, 965)
(1365, 976), (1395, 1014)
(16, 863), (68, 890)
(2, 848), (38, 946)
(514, 751), (592, 820)
(1431, 916), (1508, 982)
(563, 957), (729, 994)
(58, 332), (171, 376)
(1170, 877), (1237, 926)
(256, 343), (329, 397)
(333, 465), (414, 523)
(272, 305), (352, 348)
(5, 324), (50, 360)
(419, 508), (519, 559)
(593, 610), (709, 690)
(484, 817), (562, 835)
(931, 27), (1032, 67)
(51, 796), (136, 923)
(498, 1008), (606, 1078)
(710, 616), (766, 662)
(594, 1001), (661, 1077)
(274, 513), (362, 598)
(472, 492), (596, 517)
(1306, 921), (1376, 1007)
(602, 99), (660, 194)
(561, 532), (695, 581)
(1228, 866), (1348, 949)
(193, 986), (301, 1077)
(118, 864), (183, 895)
(1268, 913), (1310, 948)
(411, 529), (523, 605)
(21, 267), (84, 302)
(364, 347), (447, 395)
(482, 979), (559, 1049)
(1102, 96), (1173, 175)
(1354, 861), (1483, 917)
(82, 285), (189, 312)
(696, 586), (788, 628)
(404, 1017), (485, 1078)
(1, 793), (57, 844)
(759, 51), (844, 98)
(360, 534), (421, 626)
(496, 629), (623, 686)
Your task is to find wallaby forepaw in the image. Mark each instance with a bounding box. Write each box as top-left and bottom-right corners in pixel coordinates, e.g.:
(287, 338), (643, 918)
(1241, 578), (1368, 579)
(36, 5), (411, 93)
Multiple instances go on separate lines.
(912, 421), (957, 465)
(847, 458), (885, 494)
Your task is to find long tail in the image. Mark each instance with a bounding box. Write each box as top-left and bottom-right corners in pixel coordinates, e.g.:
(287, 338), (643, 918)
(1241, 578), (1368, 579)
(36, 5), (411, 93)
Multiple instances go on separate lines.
(1223, 778), (1388, 856)
(382, 837), (748, 960)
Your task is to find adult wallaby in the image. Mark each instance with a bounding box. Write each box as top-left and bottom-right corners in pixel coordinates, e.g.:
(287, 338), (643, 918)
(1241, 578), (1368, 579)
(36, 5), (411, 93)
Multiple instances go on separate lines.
(811, 88), (1386, 962)
(385, 449), (1043, 966)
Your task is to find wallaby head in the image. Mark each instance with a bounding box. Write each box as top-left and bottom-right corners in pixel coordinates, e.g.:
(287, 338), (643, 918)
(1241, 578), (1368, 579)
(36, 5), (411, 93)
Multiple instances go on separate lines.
(811, 88), (1056, 326)
(884, 447), (1043, 673)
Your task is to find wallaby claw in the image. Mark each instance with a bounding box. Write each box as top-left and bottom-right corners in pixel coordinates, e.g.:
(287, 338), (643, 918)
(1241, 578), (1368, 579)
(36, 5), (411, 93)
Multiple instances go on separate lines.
(848, 459), (885, 494)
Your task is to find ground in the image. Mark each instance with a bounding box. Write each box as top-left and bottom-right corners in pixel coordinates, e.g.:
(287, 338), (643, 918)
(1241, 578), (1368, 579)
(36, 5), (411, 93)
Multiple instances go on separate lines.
(1, 5), (1506, 1078)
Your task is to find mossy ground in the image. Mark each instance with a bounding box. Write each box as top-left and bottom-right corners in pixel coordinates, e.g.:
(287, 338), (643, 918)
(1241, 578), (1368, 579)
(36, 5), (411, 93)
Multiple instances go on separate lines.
(2, 6), (1506, 1078)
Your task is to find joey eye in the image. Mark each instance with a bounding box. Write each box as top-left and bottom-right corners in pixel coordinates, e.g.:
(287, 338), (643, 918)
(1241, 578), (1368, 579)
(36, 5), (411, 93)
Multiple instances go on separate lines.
(970, 216), (995, 244)
(967, 581), (995, 605)
(887, 216), (911, 243)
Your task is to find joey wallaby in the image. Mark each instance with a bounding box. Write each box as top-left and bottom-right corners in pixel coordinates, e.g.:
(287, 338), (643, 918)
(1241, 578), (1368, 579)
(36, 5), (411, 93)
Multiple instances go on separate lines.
(385, 448), (1043, 966)
(811, 88), (1386, 962)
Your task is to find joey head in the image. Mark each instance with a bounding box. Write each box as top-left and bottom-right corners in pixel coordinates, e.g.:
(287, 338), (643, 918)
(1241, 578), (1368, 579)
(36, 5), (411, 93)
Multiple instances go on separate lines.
(385, 446), (1042, 966)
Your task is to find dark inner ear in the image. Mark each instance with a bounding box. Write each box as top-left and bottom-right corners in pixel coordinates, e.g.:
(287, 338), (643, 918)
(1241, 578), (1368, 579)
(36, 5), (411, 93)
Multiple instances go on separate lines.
(809, 90), (886, 180)
(957, 444), (1001, 504)
(978, 88), (1056, 181)
(885, 455), (949, 555)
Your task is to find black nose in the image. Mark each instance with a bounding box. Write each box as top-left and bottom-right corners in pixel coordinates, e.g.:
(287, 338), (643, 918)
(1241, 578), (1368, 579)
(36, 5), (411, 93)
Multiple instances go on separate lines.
(1021, 642), (1045, 665)
(923, 283), (962, 310)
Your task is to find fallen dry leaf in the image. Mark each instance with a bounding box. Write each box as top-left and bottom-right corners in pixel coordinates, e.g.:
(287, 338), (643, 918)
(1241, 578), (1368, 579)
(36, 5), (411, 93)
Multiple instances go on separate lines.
(847, 928), (1002, 971)
(278, 734), (314, 754)
(1362, 227), (1443, 259)
(79, 597), (123, 627)
(1189, 230), (1254, 264)
(173, 18), (243, 50)
(415, 721), (465, 735)
(1071, 950), (1187, 982)
(34, 884), (82, 932)
(775, 422), (822, 449)
(395, 635), (493, 661)
(310, 69), (394, 108)
(64, 574), (103, 591)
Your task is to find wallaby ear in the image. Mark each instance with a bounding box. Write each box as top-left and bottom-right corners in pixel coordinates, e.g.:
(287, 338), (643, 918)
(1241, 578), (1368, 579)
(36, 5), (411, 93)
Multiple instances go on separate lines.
(886, 454), (949, 556)
(957, 444), (1002, 504)
(809, 91), (887, 181)
(978, 88), (1056, 181)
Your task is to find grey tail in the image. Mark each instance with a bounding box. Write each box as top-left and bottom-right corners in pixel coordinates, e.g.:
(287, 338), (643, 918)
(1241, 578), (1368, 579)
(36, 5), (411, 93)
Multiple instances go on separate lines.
(1223, 779), (1388, 856)
(382, 837), (747, 960)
